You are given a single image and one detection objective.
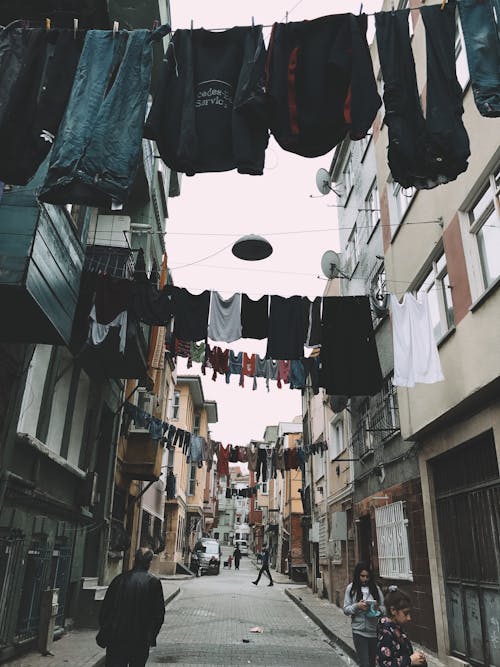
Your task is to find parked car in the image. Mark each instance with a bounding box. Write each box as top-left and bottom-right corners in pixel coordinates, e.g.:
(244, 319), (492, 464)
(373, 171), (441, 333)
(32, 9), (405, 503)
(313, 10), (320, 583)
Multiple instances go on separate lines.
(234, 539), (248, 556)
(190, 538), (222, 575)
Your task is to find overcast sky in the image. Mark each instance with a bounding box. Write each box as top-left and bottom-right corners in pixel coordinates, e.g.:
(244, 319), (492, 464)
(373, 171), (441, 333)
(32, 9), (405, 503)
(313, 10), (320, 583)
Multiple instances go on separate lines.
(167, 0), (383, 445)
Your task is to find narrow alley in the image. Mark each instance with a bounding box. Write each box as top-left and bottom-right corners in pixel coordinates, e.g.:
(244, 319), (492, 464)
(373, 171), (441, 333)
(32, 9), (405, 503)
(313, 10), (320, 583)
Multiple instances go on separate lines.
(150, 552), (350, 666)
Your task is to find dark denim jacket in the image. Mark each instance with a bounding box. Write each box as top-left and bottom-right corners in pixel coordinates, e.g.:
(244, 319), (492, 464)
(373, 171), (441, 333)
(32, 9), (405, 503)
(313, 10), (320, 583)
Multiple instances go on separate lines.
(40, 25), (169, 206)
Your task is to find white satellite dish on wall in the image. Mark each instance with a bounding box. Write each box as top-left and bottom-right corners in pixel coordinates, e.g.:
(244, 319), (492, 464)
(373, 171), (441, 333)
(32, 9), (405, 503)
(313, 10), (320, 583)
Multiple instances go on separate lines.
(315, 168), (342, 197)
(321, 250), (350, 280)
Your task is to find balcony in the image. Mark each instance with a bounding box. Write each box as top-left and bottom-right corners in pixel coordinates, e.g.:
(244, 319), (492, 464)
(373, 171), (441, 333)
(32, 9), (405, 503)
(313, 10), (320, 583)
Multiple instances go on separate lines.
(0, 181), (85, 345)
(119, 432), (163, 481)
(351, 389), (400, 457)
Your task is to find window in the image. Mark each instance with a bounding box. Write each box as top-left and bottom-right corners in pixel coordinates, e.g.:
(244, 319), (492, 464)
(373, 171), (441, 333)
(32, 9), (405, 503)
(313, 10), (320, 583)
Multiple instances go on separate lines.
(365, 179), (380, 237)
(223, 533), (229, 542)
(345, 224), (359, 275)
(468, 165), (500, 289)
(455, 13), (469, 91)
(171, 391), (180, 420)
(370, 375), (400, 446)
(359, 399), (373, 455)
(187, 463), (197, 496)
(416, 252), (454, 341)
(329, 419), (344, 460)
(193, 413), (200, 435)
(342, 152), (354, 202)
(261, 482), (268, 495)
(375, 501), (413, 580)
(388, 178), (416, 237)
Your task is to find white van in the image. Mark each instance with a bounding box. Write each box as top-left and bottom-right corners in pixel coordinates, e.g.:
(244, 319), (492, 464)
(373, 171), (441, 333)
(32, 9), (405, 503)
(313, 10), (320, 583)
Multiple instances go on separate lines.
(234, 539), (248, 556)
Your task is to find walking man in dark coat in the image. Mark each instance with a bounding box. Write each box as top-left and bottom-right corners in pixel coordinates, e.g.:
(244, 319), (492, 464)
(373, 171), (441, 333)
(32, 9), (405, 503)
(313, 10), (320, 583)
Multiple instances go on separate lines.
(252, 545), (273, 586)
(97, 547), (165, 666)
(233, 545), (241, 570)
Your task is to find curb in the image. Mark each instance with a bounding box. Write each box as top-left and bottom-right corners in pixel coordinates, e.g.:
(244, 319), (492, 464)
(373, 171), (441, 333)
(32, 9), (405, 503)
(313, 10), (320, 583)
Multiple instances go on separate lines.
(285, 588), (358, 663)
(164, 587), (180, 606)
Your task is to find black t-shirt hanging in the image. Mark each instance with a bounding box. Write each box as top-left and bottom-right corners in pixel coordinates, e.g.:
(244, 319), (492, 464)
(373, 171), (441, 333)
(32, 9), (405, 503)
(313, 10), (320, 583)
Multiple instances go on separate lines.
(319, 296), (382, 396)
(241, 294), (269, 339)
(169, 286), (210, 342)
(266, 295), (306, 360)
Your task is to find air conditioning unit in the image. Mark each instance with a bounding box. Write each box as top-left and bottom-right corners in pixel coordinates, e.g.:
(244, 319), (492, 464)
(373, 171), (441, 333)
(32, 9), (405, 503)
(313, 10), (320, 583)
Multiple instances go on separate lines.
(129, 390), (155, 434)
(88, 214), (131, 248)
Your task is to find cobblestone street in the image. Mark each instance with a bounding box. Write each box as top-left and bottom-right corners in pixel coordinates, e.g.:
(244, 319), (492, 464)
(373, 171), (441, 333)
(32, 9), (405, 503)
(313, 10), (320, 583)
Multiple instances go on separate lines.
(149, 554), (352, 666)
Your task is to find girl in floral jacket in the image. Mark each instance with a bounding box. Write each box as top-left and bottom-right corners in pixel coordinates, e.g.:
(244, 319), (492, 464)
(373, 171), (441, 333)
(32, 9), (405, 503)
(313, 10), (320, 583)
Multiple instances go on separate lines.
(376, 589), (427, 667)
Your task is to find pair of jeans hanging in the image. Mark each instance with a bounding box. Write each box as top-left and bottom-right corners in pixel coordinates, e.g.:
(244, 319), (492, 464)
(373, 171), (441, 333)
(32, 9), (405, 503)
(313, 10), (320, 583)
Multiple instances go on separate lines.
(376, 2), (470, 190)
(40, 25), (169, 206)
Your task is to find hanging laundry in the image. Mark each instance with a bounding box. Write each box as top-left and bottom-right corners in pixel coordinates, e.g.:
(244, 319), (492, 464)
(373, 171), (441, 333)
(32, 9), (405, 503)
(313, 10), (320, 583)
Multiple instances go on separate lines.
(89, 275), (132, 354)
(266, 13), (380, 157)
(217, 444), (230, 476)
(375, 4), (470, 190)
(229, 445), (239, 463)
(205, 345), (229, 381)
(390, 293), (444, 387)
(144, 26), (268, 176)
(189, 340), (206, 366)
(241, 353), (256, 387)
(225, 351), (243, 384)
(241, 294), (269, 339)
(256, 448), (267, 482)
(39, 25), (169, 206)
(457, 0), (500, 118)
(166, 470), (176, 500)
(169, 286), (210, 342)
(247, 443), (258, 472)
(253, 355), (268, 390)
(175, 339), (191, 359)
(0, 21), (29, 128)
(302, 356), (321, 395)
(305, 297), (322, 347)
(238, 447), (248, 463)
(208, 292), (242, 342)
(130, 249), (173, 325)
(266, 295), (306, 360)
(289, 359), (306, 390)
(320, 296), (383, 396)
(266, 360), (279, 391)
(0, 29), (84, 185)
(189, 435), (204, 466)
(277, 360), (291, 388)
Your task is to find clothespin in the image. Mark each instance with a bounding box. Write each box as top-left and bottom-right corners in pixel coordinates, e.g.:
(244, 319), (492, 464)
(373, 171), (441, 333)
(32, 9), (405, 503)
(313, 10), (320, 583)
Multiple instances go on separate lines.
(113, 20), (119, 37)
(285, 11), (288, 23)
(73, 18), (78, 39)
(440, 0), (447, 9)
(45, 17), (51, 31)
(251, 16), (255, 28)
(190, 19), (194, 31)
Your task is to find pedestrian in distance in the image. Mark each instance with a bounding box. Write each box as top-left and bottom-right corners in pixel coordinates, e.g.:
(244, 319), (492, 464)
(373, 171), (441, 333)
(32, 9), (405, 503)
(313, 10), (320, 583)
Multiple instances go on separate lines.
(377, 588), (427, 667)
(252, 545), (273, 586)
(227, 554), (233, 569)
(233, 545), (241, 570)
(97, 547), (165, 667)
(343, 562), (385, 667)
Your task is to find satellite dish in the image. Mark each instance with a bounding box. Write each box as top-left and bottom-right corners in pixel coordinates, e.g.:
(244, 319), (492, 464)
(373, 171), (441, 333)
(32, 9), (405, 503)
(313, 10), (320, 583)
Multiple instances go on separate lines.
(316, 168), (333, 195)
(321, 250), (342, 280)
(329, 395), (348, 413)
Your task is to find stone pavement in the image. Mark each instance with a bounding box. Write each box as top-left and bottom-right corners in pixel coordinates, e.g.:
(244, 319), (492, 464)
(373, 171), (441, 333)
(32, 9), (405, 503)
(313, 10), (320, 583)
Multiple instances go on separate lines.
(3, 581), (179, 667)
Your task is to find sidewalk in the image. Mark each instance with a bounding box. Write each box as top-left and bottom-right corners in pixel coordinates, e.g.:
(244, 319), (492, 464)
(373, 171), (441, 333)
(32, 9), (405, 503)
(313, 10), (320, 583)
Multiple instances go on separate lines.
(4, 582), (180, 667)
(285, 585), (446, 667)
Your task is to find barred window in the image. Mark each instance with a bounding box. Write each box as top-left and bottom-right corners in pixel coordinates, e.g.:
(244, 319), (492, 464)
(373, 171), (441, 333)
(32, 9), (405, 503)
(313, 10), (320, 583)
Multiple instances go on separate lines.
(375, 501), (413, 580)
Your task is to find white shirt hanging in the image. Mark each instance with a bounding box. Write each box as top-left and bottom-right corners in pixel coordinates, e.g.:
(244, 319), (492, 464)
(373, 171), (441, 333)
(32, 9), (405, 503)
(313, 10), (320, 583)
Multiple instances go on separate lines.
(390, 292), (444, 387)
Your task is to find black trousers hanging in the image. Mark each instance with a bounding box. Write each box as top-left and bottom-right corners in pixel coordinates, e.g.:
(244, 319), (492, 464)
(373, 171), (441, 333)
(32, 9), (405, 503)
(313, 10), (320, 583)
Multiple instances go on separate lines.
(375, 2), (470, 190)
(256, 448), (267, 483)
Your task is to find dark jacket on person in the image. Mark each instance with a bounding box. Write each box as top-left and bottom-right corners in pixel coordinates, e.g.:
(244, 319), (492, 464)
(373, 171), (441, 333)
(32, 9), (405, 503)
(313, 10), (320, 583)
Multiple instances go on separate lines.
(144, 26), (269, 176)
(98, 567), (165, 650)
(233, 547), (241, 564)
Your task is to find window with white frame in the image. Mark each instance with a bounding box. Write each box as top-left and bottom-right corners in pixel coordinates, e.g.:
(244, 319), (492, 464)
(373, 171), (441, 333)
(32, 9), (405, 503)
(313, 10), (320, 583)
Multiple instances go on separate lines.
(416, 252), (455, 341)
(171, 390), (180, 420)
(314, 445), (326, 481)
(468, 165), (500, 290)
(329, 419), (344, 460)
(388, 178), (416, 237)
(193, 412), (200, 435)
(261, 482), (268, 494)
(187, 463), (197, 496)
(365, 179), (381, 237)
(345, 224), (359, 274)
(342, 152), (354, 202)
(455, 13), (469, 91)
(375, 501), (413, 580)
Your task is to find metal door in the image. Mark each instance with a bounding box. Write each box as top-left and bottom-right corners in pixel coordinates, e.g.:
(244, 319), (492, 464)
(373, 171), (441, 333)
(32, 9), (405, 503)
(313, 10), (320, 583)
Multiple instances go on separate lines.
(15, 542), (52, 642)
(0, 533), (25, 646)
(433, 432), (500, 667)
